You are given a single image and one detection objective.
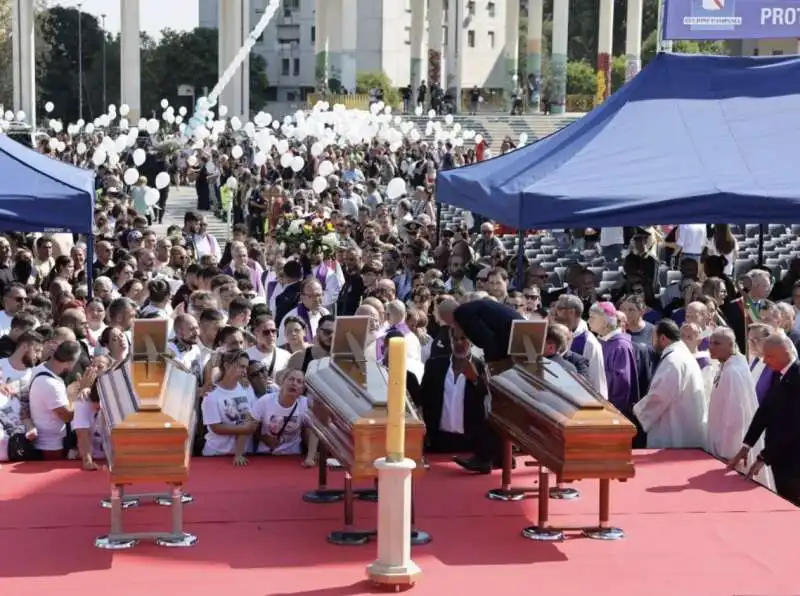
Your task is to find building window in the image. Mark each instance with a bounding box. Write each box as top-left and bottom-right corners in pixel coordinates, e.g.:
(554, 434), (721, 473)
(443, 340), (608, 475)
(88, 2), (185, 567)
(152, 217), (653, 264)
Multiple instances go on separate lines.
(772, 50), (784, 55)
(467, 0), (475, 16)
(311, 25), (316, 43)
(293, 58), (300, 76)
(281, 58), (290, 76)
(488, 31), (495, 48)
(488, 1), (496, 17)
(443, 25), (448, 46)
(283, 0), (299, 11)
(467, 30), (475, 48)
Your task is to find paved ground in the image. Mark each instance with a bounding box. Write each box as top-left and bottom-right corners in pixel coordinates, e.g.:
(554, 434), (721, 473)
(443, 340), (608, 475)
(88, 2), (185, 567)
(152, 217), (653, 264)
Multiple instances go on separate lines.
(151, 185), (230, 244)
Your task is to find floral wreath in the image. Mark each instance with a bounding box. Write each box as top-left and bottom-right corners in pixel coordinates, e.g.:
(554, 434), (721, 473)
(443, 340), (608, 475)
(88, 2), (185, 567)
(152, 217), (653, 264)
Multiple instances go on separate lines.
(273, 214), (338, 257)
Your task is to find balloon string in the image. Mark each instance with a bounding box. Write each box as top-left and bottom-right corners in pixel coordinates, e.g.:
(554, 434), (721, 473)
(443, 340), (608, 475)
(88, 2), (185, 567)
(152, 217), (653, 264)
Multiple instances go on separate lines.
(185, 0), (281, 139)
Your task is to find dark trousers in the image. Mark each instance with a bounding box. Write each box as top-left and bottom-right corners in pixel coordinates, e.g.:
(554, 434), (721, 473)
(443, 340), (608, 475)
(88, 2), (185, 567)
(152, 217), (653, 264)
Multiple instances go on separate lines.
(773, 469), (800, 506)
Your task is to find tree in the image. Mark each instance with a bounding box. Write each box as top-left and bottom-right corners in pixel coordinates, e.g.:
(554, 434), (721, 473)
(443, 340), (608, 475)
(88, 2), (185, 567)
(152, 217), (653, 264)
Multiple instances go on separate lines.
(355, 71), (400, 107)
(566, 61), (596, 95)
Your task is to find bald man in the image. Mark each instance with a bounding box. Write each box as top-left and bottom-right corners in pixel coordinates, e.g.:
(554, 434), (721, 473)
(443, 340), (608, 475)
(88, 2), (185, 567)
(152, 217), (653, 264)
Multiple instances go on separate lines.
(731, 333), (800, 505)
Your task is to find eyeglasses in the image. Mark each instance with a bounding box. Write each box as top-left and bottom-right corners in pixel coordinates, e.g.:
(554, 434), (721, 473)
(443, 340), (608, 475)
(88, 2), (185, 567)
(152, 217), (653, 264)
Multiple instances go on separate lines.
(260, 328), (277, 335)
(249, 367), (268, 376)
(318, 327), (333, 336)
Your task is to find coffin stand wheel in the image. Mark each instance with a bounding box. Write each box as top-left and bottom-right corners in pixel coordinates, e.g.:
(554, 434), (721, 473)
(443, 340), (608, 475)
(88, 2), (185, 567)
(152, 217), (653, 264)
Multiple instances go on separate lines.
(100, 496), (139, 509)
(155, 493), (194, 507)
(583, 527), (625, 541)
(94, 535), (139, 550)
(155, 532), (199, 548)
(410, 529), (432, 546)
(521, 526), (564, 542)
(549, 487), (580, 500)
(486, 488), (528, 501)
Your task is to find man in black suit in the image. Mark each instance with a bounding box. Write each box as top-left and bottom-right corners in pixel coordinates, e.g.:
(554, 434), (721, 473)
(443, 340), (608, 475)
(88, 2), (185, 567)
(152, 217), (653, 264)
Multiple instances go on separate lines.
(418, 327), (492, 456)
(437, 299), (524, 473)
(543, 322), (590, 378)
(730, 333), (800, 506)
(274, 261), (303, 324)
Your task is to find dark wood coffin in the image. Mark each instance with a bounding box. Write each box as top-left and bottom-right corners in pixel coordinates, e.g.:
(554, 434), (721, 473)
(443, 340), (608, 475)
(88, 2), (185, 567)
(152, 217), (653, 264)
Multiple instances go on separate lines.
(305, 356), (426, 481)
(97, 359), (197, 486)
(489, 359), (635, 482)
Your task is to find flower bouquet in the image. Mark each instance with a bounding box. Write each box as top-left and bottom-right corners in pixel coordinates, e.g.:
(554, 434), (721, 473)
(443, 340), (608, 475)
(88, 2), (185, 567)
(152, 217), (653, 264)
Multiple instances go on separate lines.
(273, 214), (338, 257)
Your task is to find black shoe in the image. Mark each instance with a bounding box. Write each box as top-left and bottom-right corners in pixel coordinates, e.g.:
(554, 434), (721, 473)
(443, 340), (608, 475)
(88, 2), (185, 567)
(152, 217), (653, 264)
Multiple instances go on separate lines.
(453, 455), (492, 475)
(492, 458), (517, 470)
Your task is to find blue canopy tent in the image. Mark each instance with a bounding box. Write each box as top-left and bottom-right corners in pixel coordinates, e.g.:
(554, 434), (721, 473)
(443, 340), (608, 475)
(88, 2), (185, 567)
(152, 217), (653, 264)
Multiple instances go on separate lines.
(436, 53), (800, 229)
(0, 134), (96, 288)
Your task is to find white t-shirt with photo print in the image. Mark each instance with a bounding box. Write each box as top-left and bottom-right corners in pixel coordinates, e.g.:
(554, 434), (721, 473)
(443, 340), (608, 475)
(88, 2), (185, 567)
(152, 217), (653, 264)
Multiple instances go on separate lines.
(0, 393), (24, 462)
(72, 401), (106, 460)
(252, 393), (309, 455)
(0, 358), (33, 394)
(201, 383), (257, 456)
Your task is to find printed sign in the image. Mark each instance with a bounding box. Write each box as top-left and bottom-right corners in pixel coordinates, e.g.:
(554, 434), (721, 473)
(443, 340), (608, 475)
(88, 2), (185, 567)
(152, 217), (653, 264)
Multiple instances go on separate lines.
(664, 0), (800, 39)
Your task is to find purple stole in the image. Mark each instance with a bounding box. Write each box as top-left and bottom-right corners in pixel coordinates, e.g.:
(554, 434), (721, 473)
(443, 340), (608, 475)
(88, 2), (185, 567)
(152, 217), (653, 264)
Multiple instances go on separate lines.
(571, 330), (588, 356)
(755, 365), (773, 405)
(376, 323), (411, 362)
(296, 303), (314, 343)
(696, 356), (710, 369)
(699, 336), (710, 351)
(315, 262), (329, 290)
(266, 280), (278, 304)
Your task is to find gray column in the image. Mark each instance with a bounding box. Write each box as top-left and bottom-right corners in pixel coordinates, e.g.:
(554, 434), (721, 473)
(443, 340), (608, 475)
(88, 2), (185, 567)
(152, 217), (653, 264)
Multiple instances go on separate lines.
(551, 0), (569, 114)
(625, 0), (643, 81)
(218, 0), (249, 118)
(339, 0), (358, 93)
(120, 0), (141, 121)
(409, 0), (426, 107)
(11, 0), (36, 127)
(526, 0), (543, 112)
(314, 1), (330, 94)
(428, 0), (444, 89)
(597, 0), (614, 100)
(504, 0), (520, 111)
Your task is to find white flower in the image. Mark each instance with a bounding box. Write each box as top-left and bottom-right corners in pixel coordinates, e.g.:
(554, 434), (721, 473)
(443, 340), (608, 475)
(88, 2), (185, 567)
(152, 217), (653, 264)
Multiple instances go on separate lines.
(288, 219), (304, 236)
(321, 232), (338, 248)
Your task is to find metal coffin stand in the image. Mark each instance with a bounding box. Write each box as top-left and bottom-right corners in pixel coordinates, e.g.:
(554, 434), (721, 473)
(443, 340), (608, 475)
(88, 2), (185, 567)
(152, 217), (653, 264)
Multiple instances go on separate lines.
(94, 320), (198, 550)
(487, 322), (636, 541)
(301, 317), (431, 547)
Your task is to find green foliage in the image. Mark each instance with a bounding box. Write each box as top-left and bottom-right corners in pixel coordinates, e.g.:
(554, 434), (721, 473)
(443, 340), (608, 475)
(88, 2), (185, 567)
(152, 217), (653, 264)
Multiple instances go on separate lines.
(31, 8), (271, 121)
(355, 71), (401, 107)
(611, 55), (627, 92)
(566, 61), (596, 95)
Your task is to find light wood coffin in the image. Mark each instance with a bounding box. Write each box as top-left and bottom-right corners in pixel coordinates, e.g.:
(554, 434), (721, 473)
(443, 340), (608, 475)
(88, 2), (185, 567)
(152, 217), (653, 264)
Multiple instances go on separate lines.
(97, 318), (197, 486)
(489, 359), (636, 482)
(305, 356), (426, 481)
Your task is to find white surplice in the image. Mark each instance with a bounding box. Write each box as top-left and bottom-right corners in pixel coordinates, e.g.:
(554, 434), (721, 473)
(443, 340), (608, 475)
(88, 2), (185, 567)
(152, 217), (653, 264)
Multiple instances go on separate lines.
(633, 341), (707, 448)
(707, 354), (774, 490)
(571, 319), (608, 399)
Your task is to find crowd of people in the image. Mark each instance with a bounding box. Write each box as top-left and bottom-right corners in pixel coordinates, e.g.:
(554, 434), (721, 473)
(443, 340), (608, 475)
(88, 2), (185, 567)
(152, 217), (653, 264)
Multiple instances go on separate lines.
(0, 100), (797, 508)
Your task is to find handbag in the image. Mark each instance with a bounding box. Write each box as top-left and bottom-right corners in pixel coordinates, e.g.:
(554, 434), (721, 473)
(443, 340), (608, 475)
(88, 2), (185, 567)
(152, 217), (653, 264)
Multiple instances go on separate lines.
(7, 433), (42, 462)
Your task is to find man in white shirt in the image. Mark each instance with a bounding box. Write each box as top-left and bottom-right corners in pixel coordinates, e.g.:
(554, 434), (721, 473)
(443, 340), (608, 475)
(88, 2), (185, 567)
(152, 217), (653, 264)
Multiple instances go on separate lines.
(247, 315), (290, 391)
(0, 283), (28, 338)
(554, 294), (608, 398)
(676, 224), (707, 264)
(634, 320), (707, 448)
(28, 341), (82, 458)
(167, 314), (202, 372)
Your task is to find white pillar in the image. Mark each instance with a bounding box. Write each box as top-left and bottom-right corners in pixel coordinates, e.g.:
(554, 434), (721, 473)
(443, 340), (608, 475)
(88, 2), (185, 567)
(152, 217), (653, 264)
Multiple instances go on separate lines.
(339, 0), (358, 93)
(314, 1), (330, 94)
(551, 0), (569, 114)
(625, 0), (643, 82)
(11, 0), (36, 127)
(428, 0), (444, 90)
(526, 0), (543, 112)
(120, 0), (141, 121)
(597, 0), (614, 100)
(445, 0), (463, 110)
(504, 0), (520, 111)
(409, 0), (426, 107)
(218, 0), (249, 119)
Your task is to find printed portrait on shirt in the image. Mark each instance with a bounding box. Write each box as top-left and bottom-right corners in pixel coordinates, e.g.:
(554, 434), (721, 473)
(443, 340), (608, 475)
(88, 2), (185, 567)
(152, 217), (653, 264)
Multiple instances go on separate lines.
(222, 396), (252, 425)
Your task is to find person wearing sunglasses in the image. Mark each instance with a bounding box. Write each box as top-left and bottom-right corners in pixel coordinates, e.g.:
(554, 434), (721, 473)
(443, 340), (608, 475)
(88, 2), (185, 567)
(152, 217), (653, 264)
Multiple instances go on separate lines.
(246, 315), (290, 393)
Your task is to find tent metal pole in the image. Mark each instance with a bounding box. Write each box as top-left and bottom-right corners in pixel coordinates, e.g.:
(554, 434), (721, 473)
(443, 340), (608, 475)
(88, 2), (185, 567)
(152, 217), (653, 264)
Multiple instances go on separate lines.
(758, 225), (765, 266)
(515, 229), (525, 290)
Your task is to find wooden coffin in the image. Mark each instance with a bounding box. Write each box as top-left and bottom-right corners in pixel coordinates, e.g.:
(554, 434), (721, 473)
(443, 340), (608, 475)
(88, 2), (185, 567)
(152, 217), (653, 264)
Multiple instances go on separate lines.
(489, 359), (636, 482)
(96, 319), (197, 486)
(305, 354), (426, 481)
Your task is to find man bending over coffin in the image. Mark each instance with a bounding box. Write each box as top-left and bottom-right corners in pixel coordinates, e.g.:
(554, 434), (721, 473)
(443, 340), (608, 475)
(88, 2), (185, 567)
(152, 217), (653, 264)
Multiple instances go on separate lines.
(437, 298), (524, 474)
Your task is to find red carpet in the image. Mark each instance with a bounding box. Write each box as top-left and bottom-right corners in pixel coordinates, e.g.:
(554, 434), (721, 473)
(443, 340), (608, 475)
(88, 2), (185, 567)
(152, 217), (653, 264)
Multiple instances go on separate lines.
(0, 450), (796, 596)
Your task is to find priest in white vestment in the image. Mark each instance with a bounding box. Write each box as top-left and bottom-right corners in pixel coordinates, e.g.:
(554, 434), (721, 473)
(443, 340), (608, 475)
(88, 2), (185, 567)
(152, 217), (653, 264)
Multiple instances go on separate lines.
(706, 328), (774, 489)
(633, 320), (707, 448)
(555, 294), (608, 398)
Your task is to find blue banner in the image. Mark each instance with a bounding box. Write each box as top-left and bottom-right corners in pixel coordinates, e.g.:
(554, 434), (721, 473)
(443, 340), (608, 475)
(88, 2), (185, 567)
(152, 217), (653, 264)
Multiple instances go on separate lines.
(664, 0), (800, 40)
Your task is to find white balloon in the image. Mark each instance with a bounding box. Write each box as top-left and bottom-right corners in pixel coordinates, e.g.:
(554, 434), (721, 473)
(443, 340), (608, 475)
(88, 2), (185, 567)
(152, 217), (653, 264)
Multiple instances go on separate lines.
(92, 148), (106, 166)
(76, 142), (87, 155)
(318, 160), (334, 177)
(230, 116), (242, 131)
(119, 104), (130, 116)
(427, 109), (436, 119)
(3, 111), (13, 121)
(231, 145), (244, 159)
(414, 105), (423, 116)
(123, 168), (140, 186)
(310, 142), (324, 157)
(254, 151), (267, 167)
(48, 138), (57, 150)
(218, 105), (229, 118)
(386, 177), (407, 200)
(280, 153), (293, 168)
(114, 136), (128, 153)
(85, 123), (95, 134)
(15, 111), (25, 122)
(146, 119), (160, 135)
(519, 132), (528, 145)
(445, 114), (454, 125)
(179, 106), (187, 116)
(145, 187), (160, 206)
(312, 176), (327, 194)
(291, 155), (305, 172)
(119, 118), (129, 131)
(133, 148), (147, 166)
(160, 98), (169, 109)
(225, 177), (238, 190)
(474, 133), (484, 145)
(276, 139), (289, 155)
(155, 172), (171, 190)
(45, 102), (54, 113)
(175, 115), (183, 125)
(108, 152), (120, 167)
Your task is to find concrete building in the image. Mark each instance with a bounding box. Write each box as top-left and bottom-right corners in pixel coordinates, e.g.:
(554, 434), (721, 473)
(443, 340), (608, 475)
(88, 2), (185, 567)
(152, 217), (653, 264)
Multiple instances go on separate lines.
(199, 0), (517, 102)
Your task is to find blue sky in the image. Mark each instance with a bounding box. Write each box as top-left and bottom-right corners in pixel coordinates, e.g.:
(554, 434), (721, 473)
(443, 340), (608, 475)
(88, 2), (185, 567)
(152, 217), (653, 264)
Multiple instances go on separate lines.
(52, 0), (199, 39)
